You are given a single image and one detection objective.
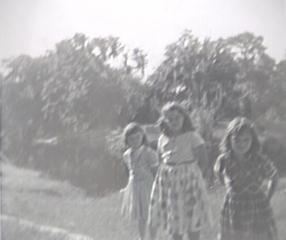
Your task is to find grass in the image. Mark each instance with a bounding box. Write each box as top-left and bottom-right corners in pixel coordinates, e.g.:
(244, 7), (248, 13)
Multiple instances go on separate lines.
(1, 163), (137, 240)
(2, 162), (286, 240)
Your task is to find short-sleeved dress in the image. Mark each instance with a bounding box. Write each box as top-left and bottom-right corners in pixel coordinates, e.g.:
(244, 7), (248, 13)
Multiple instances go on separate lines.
(215, 152), (278, 240)
(146, 131), (212, 240)
(121, 145), (159, 238)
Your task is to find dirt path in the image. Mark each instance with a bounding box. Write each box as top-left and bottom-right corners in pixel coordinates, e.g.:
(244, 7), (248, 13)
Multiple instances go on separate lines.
(1, 215), (94, 240)
(2, 163), (286, 240)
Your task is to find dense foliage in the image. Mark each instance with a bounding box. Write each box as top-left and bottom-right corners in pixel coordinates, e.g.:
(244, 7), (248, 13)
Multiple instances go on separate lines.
(147, 31), (286, 121)
(2, 34), (149, 193)
(2, 31), (286, 194)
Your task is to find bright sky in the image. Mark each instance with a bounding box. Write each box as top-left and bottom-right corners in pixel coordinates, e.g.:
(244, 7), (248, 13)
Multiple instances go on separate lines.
(0, 0), (286, 74)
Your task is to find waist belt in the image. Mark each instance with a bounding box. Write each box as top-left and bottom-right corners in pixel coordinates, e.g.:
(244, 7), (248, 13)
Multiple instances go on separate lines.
(164, 160), (196, 166)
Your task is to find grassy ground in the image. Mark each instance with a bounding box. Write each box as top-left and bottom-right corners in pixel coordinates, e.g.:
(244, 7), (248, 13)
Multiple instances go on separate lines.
(1, 162), (286, 240)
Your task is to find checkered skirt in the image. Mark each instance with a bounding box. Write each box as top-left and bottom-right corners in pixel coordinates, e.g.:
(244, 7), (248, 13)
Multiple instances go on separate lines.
(220, 190), (278, 240)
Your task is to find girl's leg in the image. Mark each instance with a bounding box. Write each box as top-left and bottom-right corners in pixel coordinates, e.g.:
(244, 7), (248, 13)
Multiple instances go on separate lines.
(172, 232), (183, 240)
(187, 231), (200, 240)
(138, 217), (146, 240)
(172, 232), (200, 240)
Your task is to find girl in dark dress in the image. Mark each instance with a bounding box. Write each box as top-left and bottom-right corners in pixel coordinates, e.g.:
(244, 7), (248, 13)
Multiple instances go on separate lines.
(214, 117), (278, 240)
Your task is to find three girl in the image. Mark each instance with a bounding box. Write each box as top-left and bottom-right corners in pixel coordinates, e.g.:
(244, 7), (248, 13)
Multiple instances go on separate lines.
(214, 117), (278, 240)
(146, 102), (212, 240)
(121, 106), (279, 240)
(121, 122), (159, 240)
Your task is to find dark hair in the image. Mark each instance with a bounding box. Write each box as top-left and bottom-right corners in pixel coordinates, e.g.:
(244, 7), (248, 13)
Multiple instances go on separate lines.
(123, 122), (147, 147)
(220, 117), (261, 156)
(159, 102), (194, 137)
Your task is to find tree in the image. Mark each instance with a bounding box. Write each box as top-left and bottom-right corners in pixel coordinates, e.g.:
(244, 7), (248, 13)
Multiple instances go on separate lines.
(224, 32), (277, 119)
(275, 60), (286, 92)
(148, 31), (281, 122)
(147, 30), (239, 121)
(3, 34), (148, 133)
(2, 33), (149, 166)
(2, 55), (47, 160)
(268, 59), (286, 120)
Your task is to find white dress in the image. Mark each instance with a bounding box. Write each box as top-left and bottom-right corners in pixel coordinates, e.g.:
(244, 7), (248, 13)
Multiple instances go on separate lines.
(120, 145), (159, 237)
(146, 131), (212, 240)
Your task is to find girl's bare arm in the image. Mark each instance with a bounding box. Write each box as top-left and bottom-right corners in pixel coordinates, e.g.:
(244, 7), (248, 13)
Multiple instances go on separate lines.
(267, 171), (278, 200)
(195, 144), (209, 179)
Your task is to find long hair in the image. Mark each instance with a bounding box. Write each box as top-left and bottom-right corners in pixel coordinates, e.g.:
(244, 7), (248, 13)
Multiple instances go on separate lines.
(159, 102), (194, 137)
(220, 117), (261, 156)
(123, 122), (147, 147)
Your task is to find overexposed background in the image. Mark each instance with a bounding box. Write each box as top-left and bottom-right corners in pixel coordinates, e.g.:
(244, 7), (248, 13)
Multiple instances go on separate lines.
(1, 0), (286, 74)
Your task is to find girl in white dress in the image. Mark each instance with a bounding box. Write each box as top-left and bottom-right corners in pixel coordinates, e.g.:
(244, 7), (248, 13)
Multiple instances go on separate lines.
(121, 122), (159, 240)
(146, 102), (212, 240)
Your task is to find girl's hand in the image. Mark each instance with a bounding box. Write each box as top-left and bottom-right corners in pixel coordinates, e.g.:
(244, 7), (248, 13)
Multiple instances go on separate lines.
(263, 173), (278, 201)
(261, 180), (270, 197)
(268, 174), (278, 201)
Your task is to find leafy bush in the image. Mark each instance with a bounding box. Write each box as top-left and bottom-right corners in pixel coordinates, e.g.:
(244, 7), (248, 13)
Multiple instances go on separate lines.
(2, 31), (286, 195)
(14, 130), (128, 196)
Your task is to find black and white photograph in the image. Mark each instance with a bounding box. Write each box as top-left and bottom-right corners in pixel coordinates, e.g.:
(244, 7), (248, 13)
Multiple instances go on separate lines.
(1, 0), (286, 239)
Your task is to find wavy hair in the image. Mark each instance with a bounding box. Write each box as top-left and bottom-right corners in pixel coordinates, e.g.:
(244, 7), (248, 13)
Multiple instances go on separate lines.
(220, 117), (261, 156)
(158, 102), (194, 137)
(123, 122), (147, 147)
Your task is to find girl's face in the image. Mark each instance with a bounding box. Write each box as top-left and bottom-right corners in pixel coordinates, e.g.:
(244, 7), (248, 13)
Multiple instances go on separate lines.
(164, 109), (184, 134)
(231, 129), (253, 156)
(127, 130), (144, 149)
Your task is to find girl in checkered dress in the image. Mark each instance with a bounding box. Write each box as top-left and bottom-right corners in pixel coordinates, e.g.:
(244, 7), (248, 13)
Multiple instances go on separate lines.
(120, 123), (159, 240)
(214, 117), (279, 240)
(146, 103), (212, 240)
